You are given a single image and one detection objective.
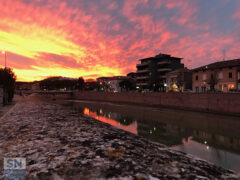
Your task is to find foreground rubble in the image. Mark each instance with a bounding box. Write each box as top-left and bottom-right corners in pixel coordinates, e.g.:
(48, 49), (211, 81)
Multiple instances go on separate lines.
(0, 96), (238, 179)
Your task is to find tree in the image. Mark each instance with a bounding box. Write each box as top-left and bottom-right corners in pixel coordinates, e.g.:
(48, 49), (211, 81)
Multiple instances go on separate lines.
(207, 71), (219, 91)
(119, 79), (136, 91)
(0, 68), (16, 103)
(76, 77), (85, 90)
(39, 76), (77, 90)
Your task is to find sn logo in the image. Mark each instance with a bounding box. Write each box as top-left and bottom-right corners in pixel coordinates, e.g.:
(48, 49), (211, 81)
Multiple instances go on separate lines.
(4, 158), (26, 170)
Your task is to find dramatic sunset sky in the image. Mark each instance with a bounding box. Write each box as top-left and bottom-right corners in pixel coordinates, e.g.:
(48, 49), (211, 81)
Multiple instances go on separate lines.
(0, 0), (239, 81)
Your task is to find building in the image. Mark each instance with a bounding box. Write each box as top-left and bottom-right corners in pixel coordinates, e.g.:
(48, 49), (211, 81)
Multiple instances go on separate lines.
(15, 81), (40, 91)
(192, 59), (240, 92)
(127, 72), (136, 79)
(136, 53), (184, 91)
(166, 68), (192, 92)
(31, 82), (40, 90)
(97, 76), (127, 92)
(15, 82), (32, 90)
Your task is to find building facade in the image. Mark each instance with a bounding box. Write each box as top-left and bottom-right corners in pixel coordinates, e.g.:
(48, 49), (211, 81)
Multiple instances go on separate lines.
(166, 68), (192, 92)
(192, 59), (240, 92)
(136, 53), (184, 91)
(97, 76), (127, 92)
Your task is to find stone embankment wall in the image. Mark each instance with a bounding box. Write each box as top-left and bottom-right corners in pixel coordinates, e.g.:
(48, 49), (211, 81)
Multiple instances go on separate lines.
(0, 87), (3, 106)
(35, 92), (72, 99)
(73, 92), (240, 115)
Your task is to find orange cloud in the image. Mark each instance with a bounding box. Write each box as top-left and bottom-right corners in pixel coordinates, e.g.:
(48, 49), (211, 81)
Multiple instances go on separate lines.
(0, 0), (239, 81)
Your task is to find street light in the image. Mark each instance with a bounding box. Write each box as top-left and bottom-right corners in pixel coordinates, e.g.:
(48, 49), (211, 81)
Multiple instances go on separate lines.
(1, 51), (6, 68)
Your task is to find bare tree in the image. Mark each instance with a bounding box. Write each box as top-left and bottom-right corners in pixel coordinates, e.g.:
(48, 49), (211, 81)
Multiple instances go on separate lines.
(206, 71), (219, 91)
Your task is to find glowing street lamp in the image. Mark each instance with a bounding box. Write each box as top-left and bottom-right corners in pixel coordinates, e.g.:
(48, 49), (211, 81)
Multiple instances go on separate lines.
(1, 51), (6, 68)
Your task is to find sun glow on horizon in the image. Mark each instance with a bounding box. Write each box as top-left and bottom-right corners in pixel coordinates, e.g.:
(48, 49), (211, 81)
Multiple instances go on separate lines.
(0, 0), (239, 81)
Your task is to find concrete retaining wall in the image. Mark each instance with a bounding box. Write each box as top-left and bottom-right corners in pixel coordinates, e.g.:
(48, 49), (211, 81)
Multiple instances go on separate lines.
(73, 91), (240, 115)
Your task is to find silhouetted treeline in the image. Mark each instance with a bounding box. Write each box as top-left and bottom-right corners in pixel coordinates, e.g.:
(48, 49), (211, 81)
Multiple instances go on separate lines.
(39, 77), (85, 90)
(0, 68), (16, 103)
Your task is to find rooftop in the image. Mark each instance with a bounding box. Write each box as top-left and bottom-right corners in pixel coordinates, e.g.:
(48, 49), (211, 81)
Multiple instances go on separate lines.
(97, 76), (127, 81)
(139, 53), (182, 61)
(192, 59), (240, 71)
(166, 68), (191, 75)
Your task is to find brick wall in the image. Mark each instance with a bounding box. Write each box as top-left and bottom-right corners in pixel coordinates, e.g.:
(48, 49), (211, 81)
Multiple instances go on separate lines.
(73, 91), (240, 114)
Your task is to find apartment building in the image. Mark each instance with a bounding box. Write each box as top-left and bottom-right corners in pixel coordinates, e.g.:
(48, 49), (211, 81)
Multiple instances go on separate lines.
(126, 72), (136, 79)
(136, 53), (184, 91)
(192, 59), (240, 92)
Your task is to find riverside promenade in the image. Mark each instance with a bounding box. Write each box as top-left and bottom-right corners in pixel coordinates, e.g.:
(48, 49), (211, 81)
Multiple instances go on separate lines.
(0, 94), (238, 179)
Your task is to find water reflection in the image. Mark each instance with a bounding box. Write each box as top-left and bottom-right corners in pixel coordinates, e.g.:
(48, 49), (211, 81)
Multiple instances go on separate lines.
(82, 107), (137, 134)
(69, 100), (240, 173)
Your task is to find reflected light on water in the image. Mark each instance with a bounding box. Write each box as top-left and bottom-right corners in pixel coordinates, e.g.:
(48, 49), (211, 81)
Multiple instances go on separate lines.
(71, 100), (240, 174)
(172, 137), (240, 173)
(83, 108), (138, 135)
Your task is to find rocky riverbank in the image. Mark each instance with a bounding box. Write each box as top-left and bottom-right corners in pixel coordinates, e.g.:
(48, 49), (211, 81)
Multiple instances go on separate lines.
(0, 95), (238, 179)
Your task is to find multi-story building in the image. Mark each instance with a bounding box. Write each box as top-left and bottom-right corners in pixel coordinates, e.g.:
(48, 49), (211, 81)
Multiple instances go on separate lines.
(166, 68), (192, 92)
(192, 59), (240, 92)
(126, 72), (136, 79)
(136, 53), (184, 91)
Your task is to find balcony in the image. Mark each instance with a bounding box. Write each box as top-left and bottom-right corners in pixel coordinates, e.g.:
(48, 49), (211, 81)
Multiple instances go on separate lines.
(137, 69), (149, 73)
(136, 76), (149, 80)
(158, 61), (170, 65)
(157, 68), (172, 72)
(137, 63), (149, 67)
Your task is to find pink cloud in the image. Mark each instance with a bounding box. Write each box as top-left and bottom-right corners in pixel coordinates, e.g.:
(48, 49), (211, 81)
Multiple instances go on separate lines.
(0, 0), (239, 81)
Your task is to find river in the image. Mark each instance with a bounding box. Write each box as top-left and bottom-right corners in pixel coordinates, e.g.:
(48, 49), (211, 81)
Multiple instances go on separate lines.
(66, 100), (240, 174)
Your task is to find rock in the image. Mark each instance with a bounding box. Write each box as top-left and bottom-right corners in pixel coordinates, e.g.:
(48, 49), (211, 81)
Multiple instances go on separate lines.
(0, 96), (238, 180)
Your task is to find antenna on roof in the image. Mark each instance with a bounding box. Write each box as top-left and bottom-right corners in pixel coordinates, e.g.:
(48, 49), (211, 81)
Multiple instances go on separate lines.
(222, 49), (226, 61)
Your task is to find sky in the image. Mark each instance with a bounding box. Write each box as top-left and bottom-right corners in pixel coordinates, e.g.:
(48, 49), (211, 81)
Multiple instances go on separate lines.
(0, 0), (240, 81)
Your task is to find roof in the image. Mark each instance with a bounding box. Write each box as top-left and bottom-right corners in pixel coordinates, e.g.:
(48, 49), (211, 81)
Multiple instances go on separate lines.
(192, 59), (240, 72)
(139, 53), (182, 61)
(127, 72), (136, 76)
(97, 76), (127, 81)
(166, 68), (191, 75)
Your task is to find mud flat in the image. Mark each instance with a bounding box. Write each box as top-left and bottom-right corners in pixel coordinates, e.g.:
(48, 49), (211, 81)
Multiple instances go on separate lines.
(0, 95), (238, 179)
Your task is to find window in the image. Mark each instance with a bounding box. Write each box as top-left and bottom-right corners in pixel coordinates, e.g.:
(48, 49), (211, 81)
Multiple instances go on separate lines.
(195, 87), (199, 92)
(218, 72), (223, 79)
(229, 72), (232, 78)
(195, 75), (198, 81)
(202, 74), (207, 80)
(211, 74), (214, 79)
(228, 84), (234, 89)
(201, 87), (206, 93)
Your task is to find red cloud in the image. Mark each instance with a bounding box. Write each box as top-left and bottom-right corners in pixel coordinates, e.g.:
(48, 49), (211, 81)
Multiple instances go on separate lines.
(0, 0), (239, 81)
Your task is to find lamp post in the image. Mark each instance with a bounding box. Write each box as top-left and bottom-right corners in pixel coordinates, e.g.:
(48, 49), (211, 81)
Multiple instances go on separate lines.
(1, 51), (6, 68)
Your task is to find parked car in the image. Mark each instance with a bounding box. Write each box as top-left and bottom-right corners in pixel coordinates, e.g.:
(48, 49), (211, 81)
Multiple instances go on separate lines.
(229, 89), (240, 93)
(207, 89), (223, 93)
(182, 89), (193, 93)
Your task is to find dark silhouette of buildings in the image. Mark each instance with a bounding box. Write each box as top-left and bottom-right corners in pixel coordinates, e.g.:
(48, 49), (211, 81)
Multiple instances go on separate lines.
(136, 53), (184, 91)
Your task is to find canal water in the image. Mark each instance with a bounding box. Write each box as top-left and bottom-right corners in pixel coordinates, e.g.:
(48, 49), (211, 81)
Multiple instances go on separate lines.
(68, 100), (240, 174)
